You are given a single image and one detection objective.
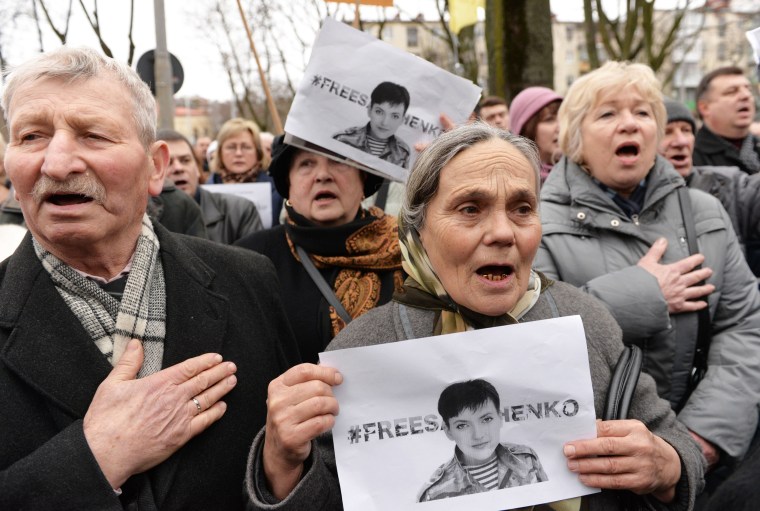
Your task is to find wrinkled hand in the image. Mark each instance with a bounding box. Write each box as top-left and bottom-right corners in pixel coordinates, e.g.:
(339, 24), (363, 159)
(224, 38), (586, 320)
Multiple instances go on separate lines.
(414, 113), (457, 153)
(84, 339), (237, 488)
(689, 430), (720, 470)
(262, 363), (342, 500)
(637, 237), (714, 314)
(564, 420), (681, 503)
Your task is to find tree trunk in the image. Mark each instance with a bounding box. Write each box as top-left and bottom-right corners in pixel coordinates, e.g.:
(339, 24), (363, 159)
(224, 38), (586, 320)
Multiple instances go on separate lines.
(486, 0), (553, 102)
(583, 0), (599, 68)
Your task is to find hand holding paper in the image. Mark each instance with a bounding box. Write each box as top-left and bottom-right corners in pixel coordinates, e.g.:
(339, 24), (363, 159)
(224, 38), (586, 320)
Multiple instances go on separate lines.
(414, 113), (458, 153)
(564, 419), (681, 503)
(263, 363), (343, 499)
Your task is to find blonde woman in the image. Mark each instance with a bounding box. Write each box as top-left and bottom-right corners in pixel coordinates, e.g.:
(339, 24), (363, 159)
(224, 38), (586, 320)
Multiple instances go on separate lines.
(536, 61), (760, 472)
(209, 117), (282, 225)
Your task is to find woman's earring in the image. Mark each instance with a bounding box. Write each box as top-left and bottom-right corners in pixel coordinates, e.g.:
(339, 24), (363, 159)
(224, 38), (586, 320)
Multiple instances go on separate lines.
(285, 199), (292, 207)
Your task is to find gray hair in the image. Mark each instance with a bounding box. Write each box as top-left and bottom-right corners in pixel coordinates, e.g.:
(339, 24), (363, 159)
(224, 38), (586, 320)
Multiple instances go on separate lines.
(2, 47), (156, 148)
(401, 122), (541, 232)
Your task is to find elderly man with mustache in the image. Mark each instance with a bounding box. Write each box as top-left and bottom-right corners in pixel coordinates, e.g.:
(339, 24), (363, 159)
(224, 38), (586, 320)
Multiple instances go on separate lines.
(0, 47), (299, 510)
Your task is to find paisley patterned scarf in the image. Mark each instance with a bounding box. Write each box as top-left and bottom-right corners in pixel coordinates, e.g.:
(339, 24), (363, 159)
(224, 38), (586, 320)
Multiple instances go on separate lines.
(218, 163), (264, 183)
(285, 204), (404, 336)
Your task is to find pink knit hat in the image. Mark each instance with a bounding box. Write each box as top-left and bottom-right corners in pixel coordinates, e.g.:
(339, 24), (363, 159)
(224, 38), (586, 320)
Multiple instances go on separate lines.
(509, 87), (563, 137)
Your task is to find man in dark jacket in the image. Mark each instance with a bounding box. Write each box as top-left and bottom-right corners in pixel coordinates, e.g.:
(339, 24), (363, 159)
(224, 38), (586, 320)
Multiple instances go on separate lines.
(659, 99), (760, 278)
(693, 66), (760, 175)
(0, 47), (299, 509)
(159, 129), (264, 244)
(148, 179), (208, 238)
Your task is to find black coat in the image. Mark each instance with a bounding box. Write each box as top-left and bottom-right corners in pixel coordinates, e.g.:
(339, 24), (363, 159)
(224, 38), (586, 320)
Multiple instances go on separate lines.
(0, 224), (300, 510)
(236, 225), (398, 363)
(693, 125), (760, 175)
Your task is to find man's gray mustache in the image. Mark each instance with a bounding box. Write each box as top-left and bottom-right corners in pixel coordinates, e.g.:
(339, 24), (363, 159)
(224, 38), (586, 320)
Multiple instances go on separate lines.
(31, 175), (106, 204)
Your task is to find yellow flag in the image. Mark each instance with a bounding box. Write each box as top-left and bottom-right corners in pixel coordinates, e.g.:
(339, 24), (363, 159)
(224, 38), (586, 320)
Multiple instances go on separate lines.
(449, 0), (485, 34)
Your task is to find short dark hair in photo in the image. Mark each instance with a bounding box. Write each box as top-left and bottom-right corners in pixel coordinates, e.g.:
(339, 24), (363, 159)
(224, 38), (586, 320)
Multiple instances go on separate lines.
(370, 81), (411, 113)
(438, 379), (500, 427)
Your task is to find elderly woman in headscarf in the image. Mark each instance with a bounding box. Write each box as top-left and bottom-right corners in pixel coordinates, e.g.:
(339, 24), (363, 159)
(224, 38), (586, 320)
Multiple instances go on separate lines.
(244, 123), (704, 511)
(235, 136), (403, 363)
(535, 61), (760, 473)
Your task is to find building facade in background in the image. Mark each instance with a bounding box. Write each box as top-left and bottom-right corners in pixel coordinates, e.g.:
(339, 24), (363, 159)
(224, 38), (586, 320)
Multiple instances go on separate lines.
(174, 1), (759, 134)
(364, 1), (759, 106)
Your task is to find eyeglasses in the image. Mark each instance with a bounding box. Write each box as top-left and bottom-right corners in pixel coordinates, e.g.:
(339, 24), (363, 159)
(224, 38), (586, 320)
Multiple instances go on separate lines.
(222, 144), (256, 154)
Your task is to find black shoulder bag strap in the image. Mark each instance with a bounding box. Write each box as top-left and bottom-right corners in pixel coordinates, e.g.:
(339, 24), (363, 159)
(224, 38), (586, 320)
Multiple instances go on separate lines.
(676, 186), (711, 412)
(604, 345), (643, 420)
(294, 244), (353, 325)
(547, 285), (643, 420)
(374, 179), (391, 211)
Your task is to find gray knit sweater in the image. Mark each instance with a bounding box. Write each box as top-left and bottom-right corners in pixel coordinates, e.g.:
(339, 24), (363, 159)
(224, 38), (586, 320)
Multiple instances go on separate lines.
(246, 280), (704, 511)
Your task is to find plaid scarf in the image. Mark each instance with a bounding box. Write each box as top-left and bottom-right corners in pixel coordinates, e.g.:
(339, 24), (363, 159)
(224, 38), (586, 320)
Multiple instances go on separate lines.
(739, 135), (760, 174)
(33, 214), (166, 378)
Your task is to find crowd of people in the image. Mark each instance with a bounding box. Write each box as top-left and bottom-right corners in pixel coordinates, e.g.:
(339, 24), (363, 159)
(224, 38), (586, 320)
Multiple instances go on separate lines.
(1, 43), (760, 511)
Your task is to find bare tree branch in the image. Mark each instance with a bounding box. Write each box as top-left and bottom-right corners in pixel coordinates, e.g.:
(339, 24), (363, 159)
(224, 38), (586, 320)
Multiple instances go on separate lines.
(31, 0), (46, 51)
(585, 0), (697, 75)
(77, 0), (114, 57)
(269, 28), (296, 96)
(215, 1), (262, 126)
(126, 0), (135, 65)
(661, 2), (702, 87)
(36, 0), (69, 44)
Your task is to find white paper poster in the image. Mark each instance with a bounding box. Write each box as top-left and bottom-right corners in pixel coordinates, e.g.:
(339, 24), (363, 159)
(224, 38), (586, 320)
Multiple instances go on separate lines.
(746, 26), (760, 65)
(286, 17), (482, 183)
(200, 182), (273, 229)
(319, 316), (600, 511)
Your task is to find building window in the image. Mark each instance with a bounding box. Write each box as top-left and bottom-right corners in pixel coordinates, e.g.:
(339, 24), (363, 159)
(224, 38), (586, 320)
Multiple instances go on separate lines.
(382, 25), (393, 40)
(407, 26), (418, 48)
(566, 26), (574, 42)
(717, 21), (726, 38)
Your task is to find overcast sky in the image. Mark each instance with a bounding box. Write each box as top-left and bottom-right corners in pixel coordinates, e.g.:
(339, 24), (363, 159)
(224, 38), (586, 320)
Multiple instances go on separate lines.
(1, 0), (719, 102)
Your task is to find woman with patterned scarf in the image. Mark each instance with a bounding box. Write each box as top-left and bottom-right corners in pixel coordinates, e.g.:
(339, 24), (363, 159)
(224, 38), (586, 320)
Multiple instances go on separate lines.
(235, 135), (403, 363)
(245, 124), (704, 511)
(208, 117), (284, 226)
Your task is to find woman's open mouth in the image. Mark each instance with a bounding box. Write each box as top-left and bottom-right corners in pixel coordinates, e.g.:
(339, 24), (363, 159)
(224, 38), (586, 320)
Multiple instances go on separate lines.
(615, 142), (641, 164)
(616, 143), (639, 156)
(315, 191), (337, 202)
(477, 265), (514, 281)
